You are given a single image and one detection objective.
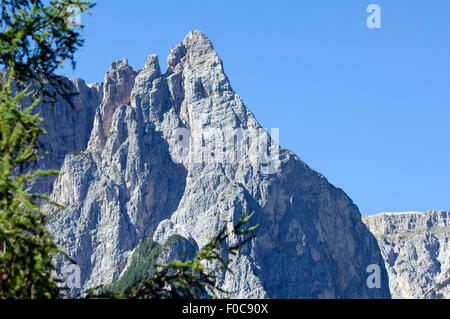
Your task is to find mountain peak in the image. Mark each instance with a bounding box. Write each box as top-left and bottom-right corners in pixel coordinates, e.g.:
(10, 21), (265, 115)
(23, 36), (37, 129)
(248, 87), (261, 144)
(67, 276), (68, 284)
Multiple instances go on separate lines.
(183, 29), (214, 52)
(167, 30), (216, 69)
(45, 31), (391, 299)
(103, 57), (137, 107)
(144, 54), (160, 71)
(109, 58), (130, 71)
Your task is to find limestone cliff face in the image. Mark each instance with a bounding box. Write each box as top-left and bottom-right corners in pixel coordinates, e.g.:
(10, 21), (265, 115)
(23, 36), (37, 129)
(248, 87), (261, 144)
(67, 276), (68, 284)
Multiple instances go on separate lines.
(363, 211), (450, 299)
(44, 30), (390, 298)
(88, 58), (138, 153)
(32, 77), (103, 194)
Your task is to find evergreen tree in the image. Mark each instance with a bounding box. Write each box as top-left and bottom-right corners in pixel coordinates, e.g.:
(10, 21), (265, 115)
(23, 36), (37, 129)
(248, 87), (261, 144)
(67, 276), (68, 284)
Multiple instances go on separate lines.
(0, 0), (257, 299)
(0, 0), (95, 298)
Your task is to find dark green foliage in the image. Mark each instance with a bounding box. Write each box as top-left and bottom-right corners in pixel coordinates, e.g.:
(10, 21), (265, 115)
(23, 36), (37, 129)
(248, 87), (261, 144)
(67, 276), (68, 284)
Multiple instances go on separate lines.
(0, 0), (95, 106)
(0, 0), (257, 300)
(89, 213), (258, 299)
(0, 0), (93, 298)
(103, 235), (199, 295)
(0, 79), (61, 298)
(164, 234), (187, 247)
(105, 238), (163, 294)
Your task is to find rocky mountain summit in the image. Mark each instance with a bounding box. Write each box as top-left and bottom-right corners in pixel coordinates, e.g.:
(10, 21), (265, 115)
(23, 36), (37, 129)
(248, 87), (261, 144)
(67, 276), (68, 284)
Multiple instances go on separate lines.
(42, 30), (390, 298)
(363, 211), (450, 299)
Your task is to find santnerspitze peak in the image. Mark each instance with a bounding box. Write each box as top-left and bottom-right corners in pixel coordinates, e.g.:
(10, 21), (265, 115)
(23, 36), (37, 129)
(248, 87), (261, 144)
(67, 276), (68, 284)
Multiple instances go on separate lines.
(43, 30), (390, 298)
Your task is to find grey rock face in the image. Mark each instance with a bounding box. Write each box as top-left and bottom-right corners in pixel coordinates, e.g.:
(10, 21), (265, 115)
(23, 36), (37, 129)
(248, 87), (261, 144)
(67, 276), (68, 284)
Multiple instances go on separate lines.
(88, 58), (138, 153)
(45, 30), (390, 298)
(363, 211), (450, 299)
(32, 77), (102, 194)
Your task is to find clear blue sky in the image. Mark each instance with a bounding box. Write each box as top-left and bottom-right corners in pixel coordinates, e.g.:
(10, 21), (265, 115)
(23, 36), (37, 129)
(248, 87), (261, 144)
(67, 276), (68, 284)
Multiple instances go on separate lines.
(60, 1), (450, 216)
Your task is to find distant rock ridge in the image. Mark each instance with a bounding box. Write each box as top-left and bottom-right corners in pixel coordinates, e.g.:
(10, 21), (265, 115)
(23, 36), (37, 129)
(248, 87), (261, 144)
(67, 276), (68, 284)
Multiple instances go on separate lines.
(363, 210), (450, 299)
(43, 30), (390, 298)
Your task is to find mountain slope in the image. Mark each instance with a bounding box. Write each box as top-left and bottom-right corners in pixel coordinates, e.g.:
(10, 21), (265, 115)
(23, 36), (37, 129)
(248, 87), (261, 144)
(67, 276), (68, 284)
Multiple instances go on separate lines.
(363, 210), (450, 298)
(44, 30), (390, 298)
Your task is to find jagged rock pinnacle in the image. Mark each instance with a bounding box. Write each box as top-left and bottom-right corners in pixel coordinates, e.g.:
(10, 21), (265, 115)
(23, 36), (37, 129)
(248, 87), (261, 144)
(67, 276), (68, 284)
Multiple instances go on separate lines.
(183, 29), (214, 53)
(86, 58), (139, 153)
